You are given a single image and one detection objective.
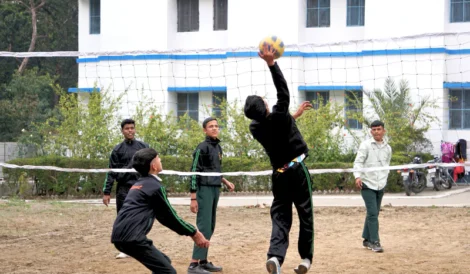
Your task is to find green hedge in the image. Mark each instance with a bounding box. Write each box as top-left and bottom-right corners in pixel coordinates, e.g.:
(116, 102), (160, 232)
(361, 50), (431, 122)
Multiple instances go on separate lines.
(2, 155), (409, 197)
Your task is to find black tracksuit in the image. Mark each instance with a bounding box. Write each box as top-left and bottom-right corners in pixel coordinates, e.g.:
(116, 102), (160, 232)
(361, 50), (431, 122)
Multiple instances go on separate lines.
(103, 139), (149, 213)
(190, 136), (223, 260)
(112, 175), (197, 274)
(249, 62), (314, 265)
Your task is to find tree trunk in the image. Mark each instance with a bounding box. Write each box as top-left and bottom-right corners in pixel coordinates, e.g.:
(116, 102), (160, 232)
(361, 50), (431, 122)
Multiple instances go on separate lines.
(17, 0), (46, 75)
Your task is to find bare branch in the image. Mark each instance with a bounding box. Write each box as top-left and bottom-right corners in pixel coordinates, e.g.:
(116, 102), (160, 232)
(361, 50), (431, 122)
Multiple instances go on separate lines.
(18, 0), (47, 74)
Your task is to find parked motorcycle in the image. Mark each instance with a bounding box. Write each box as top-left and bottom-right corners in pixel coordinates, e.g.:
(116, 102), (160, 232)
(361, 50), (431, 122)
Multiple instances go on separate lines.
(426, 156), (452, 190)
(400, 155), (427, 196)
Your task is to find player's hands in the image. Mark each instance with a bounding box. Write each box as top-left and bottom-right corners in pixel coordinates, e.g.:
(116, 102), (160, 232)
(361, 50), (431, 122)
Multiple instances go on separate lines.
(191, 230), (210, 248)
(293, 101), (313, 119)
(258, 43), (276, 66)
(355, 178), (362, 189)
(190, 200), (198, 213)
(102, 195), (111, 207)
(225, 182), (235, 192)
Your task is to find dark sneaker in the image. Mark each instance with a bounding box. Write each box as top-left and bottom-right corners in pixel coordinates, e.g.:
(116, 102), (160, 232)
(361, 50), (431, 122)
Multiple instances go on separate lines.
(363, 239), (370, 249)
(266, 257), (281, 274)
(187, 265), (211, 274)
(200, 262), (223, 272)
(368, 241), (384, 253)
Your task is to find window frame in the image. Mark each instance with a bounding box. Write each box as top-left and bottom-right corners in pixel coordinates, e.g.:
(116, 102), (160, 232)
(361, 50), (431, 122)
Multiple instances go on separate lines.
(450, 0), (470, 23)
(449, 88), (470, 129)
(177, 92), (199, 122)
(177, 0), (200, 32)
(213, 0), (228, 30)
(346, 0), (365, 26)
(305, 90), (330, 109)
(89, 0), (101, 35)
(345, 90), (363, 130)
(306, 0), (331, 28)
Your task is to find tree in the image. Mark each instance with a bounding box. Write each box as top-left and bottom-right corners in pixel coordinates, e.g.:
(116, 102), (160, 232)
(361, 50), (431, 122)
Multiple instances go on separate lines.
(0, 68), (56, 141)
(348, 77), (438, 153)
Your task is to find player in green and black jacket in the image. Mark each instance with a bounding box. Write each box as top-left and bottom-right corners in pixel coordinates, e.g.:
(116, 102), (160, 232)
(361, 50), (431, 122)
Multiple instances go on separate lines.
(112, 148), (209, 274)
(187, 117), (235, 274)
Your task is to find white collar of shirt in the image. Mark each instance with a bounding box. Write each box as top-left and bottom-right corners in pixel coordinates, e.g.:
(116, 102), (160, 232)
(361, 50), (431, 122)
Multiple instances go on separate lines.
(151, 174), (162, 181)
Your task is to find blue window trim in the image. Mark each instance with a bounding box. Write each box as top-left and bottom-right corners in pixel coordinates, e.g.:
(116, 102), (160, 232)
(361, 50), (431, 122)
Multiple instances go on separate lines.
(444, 82), (470, 88)
(76, 48), (470, 64)
(168, 86), (226, 92)
(346, 0), (365, 26)
(68, 87), (100, 93)
(299, 85), (363, 91)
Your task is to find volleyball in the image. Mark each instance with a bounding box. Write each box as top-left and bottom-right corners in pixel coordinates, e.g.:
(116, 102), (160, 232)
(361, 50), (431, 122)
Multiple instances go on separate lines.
(259, 35), (285, 59)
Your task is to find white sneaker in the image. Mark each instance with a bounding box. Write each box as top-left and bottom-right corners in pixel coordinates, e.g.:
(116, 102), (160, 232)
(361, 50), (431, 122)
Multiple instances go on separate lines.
(294, 258), (311, 274)
(266, 257), (281, 274)
(115, 252), (130, 259)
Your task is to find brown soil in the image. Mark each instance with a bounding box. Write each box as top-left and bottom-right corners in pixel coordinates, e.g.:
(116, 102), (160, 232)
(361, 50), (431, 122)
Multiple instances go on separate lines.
(0, 201), (469, 274)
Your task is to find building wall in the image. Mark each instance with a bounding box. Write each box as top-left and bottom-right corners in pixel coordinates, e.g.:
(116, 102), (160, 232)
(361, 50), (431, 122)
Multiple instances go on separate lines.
(76, 0), (470, 155)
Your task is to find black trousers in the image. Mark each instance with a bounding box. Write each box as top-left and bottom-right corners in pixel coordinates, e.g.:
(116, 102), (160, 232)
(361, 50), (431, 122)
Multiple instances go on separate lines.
(268, 162), (314, 265)
(116, 184), (131, 214)
(114, 239), (176, 274)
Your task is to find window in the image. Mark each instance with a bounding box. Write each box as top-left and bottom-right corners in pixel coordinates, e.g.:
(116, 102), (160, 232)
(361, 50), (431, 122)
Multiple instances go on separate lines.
(306, 91), (329, 109)
(214, 0), (228, 30)
(345, 91), (363, 129)
(89, 0), (100, 34)
(347, 0), (365, 26)
(177, 0), (199, 32)
(307, 0), (330, 28)
(177, 93), (199, 121)
(451, 0), (470, 22)
(449, 89), (470, 129)
(212, 92), (227, 117)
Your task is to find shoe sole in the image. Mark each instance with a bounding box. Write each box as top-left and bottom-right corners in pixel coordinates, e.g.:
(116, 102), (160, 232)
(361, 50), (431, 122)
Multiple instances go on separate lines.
(294, 265), (308, 274)
(372, 249), (384, 253)
(266, 260), (280, 274)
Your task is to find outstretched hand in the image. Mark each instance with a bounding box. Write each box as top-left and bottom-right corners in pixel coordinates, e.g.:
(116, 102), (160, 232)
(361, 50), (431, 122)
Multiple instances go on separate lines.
(258, 43), (276, 66)
(293, 101), (313, 120)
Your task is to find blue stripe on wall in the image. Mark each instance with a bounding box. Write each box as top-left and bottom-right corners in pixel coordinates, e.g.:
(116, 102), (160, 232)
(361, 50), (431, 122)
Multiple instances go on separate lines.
(443, 82), (470, 88)
(167, 86), (227, 92)
(298, 85), (363, 91)
(76, 47), (470, 64)
(68, 87), (100, 93)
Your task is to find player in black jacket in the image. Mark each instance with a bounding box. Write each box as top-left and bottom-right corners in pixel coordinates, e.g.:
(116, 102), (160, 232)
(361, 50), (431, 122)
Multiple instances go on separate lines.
(244, 44), (314, 274)
(112, 148), (210, 274)
(187, 117), (234, 274)
(102, 119), (149, 258)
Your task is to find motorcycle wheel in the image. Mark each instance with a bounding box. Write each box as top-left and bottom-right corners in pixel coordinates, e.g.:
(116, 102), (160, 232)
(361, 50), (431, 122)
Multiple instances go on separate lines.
(411, 174), (427, 194)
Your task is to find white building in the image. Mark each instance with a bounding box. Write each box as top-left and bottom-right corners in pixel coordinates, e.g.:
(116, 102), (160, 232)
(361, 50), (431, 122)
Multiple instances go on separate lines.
(75, 0), (470, 155)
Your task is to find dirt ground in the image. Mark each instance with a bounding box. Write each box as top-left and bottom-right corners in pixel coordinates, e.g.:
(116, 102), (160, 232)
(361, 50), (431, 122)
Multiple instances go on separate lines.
(0, 200), (469, 274)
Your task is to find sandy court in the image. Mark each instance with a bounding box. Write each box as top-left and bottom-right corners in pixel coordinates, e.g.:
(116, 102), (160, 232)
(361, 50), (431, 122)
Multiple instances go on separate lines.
(0, 200), (469, 274)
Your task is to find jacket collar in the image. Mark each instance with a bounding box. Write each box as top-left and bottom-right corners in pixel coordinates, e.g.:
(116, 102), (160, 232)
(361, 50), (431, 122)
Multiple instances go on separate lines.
(205, 136), (220, 145)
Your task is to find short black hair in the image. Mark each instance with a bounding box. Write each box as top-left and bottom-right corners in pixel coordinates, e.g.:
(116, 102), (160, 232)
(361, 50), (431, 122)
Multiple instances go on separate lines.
(203, 117), (217, 128)
(244, 95), (267, 121)
(132, 148), (158, 176)
(371, 120), (385, 128)
(121, 119), (135, 129)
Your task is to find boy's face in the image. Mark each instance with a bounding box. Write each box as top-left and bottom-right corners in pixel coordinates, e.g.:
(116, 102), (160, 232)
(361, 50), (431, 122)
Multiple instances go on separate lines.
(370, 126), (385, 142)
(204, 120), (219, 139)
(122, 123), (135, 140)
(150, 155), (163, 174)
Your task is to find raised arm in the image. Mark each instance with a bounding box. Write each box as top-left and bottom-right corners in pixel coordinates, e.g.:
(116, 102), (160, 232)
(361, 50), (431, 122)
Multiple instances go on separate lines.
(259, 44), (290, 114)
